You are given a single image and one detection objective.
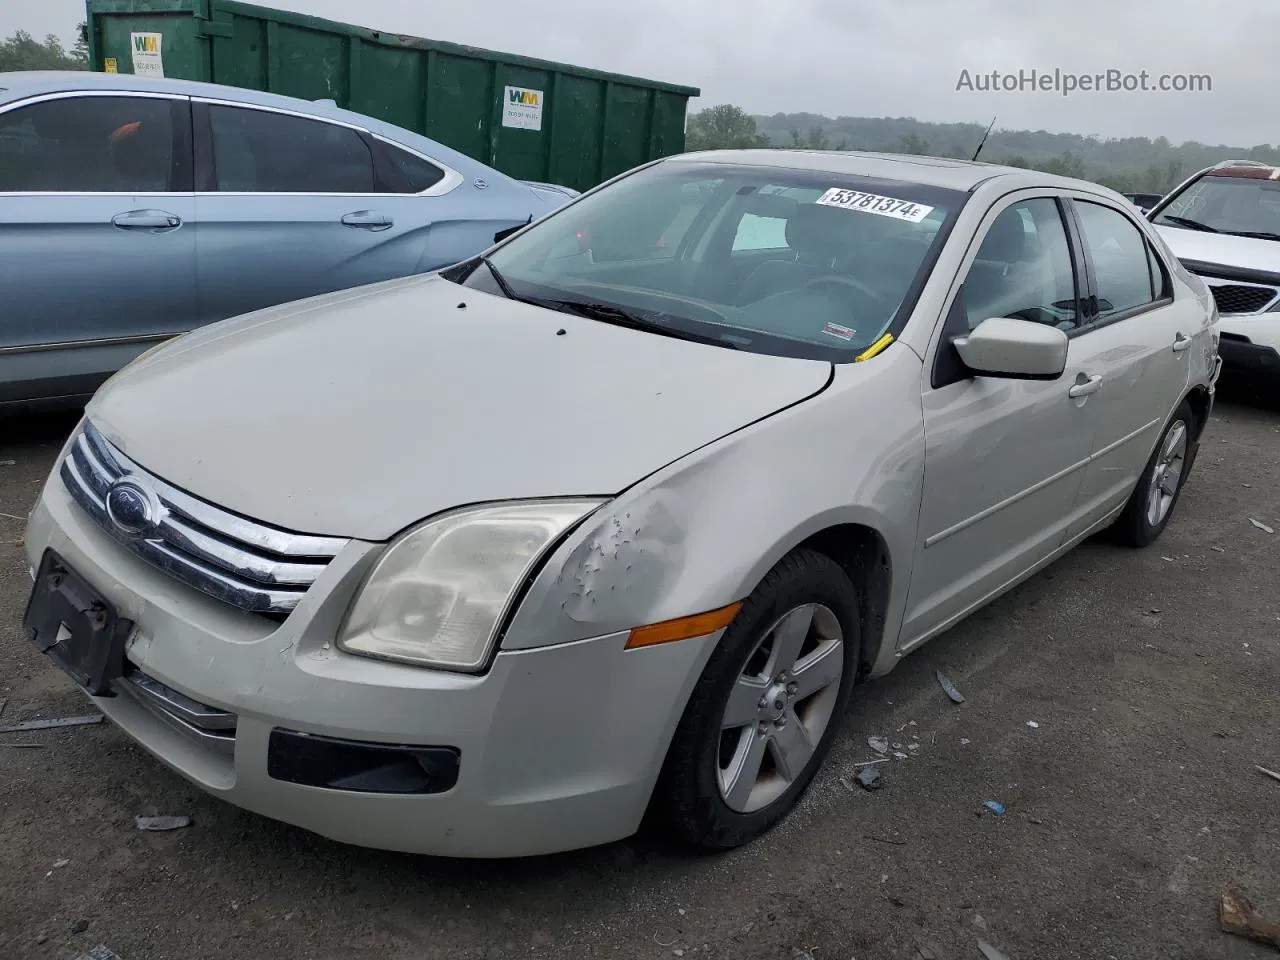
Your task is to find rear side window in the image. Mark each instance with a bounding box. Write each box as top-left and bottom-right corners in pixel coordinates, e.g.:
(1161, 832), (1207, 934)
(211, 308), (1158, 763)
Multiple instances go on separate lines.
(209, 105), (374, 193)
(1074, 201), (1157, 319)
(0, 95), (175, 192)
(381, 143), (445, 192)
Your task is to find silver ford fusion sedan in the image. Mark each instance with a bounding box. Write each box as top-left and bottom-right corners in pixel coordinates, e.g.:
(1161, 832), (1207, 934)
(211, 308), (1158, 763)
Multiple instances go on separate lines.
(22, 150), (1220, 857)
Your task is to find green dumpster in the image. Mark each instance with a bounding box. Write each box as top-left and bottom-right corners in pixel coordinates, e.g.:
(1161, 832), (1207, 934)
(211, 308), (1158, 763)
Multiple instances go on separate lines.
(85, 0), (701, 191)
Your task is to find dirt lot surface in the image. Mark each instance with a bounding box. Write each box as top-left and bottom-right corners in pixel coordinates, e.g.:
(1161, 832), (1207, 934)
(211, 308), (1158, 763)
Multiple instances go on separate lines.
(1, 386), (1278, 960)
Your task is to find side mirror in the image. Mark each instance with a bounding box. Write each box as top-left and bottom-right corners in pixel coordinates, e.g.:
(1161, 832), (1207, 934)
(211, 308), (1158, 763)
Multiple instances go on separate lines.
(953, 317), (1068, 380)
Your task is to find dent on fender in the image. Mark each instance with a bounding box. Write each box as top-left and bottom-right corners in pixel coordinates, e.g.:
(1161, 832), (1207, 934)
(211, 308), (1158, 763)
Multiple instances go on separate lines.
(554, 491), (687, 626)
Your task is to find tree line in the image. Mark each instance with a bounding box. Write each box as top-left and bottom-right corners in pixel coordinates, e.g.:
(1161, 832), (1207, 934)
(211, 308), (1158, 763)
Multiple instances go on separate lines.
(0, 28), (88, 72)
(686, 104), (1280, 196)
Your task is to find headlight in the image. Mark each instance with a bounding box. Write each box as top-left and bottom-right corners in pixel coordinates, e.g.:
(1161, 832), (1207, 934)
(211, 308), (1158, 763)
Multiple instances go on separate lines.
(337, 499), (604, 671)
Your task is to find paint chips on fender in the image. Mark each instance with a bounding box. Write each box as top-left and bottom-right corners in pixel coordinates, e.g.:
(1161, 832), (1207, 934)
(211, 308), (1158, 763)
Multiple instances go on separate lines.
(816, 188), (934, 223)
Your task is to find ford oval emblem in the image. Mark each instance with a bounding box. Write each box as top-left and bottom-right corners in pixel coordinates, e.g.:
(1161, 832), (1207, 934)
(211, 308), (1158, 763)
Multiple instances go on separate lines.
(105, 480), (155, 536)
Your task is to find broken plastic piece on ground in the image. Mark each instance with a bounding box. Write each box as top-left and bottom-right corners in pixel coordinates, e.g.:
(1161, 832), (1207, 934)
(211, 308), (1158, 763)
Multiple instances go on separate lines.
(977, 940), (1012, 960)
(134, 815), (192, 832)
(855, 766), (882, 791)
(984, 800), (1005, 815)
(1249, 518), (1275, 534)
(1026, 720), (1040, 728)
(936, 670), (965, 703)
(1256, 765), (1280, 784)
(893, 751), (909, 760)
(0, 714), (103, 733)
(1219, 888), (1280, 949)
(863, 833), (906, 846)
(868, 736), (890, 755)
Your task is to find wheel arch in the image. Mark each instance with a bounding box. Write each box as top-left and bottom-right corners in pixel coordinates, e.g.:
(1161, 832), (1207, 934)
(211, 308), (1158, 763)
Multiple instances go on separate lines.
(761, 522), (895, 683)
(1183, 383), (1211, 440)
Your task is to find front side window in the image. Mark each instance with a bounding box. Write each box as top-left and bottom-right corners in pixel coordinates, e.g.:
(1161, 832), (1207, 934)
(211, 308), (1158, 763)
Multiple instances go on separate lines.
(455, 160), (965, 361)
(0, 95), (175, 192)
(209, 105), (374, 193)
(962, 198), (1079, 332)
(1074, 200), (1158, 319)
(1153, 172), (1280, 239)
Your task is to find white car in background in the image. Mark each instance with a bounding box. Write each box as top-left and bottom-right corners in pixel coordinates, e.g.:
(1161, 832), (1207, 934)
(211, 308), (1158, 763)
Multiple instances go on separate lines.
(1149, 160), (1280, 377)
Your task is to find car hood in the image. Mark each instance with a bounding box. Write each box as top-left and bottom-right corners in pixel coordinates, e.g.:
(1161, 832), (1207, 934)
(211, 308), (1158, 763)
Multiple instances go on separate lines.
(87, 275), (832, 541)
(1155, 224), (1280, 275)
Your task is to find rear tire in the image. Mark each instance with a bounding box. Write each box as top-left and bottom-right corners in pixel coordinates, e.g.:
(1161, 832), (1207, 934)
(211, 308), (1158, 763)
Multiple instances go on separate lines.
(654, 549), (861, 850)
(1109, 401), (1195, 548)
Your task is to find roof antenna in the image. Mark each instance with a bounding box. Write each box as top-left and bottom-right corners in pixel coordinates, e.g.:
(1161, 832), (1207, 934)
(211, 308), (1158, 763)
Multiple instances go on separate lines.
(971, 116), (997, 162)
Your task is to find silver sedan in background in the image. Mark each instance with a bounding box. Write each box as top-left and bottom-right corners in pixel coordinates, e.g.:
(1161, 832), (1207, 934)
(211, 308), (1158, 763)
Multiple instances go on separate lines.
(22, 150), (1218, 857)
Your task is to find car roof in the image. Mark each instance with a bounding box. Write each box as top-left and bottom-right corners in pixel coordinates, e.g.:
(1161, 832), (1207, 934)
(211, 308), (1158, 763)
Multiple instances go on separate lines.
(671, 148), (1108, 194)
(0, 70), (517, 187)
(1203, 164), (1280, 181)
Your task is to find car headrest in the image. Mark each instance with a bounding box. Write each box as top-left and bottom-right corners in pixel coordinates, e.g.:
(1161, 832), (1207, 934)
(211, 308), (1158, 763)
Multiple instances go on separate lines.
(978, 211), (1028, 264)
(743, 193), (800, 219)
(785, 203), (854, 257)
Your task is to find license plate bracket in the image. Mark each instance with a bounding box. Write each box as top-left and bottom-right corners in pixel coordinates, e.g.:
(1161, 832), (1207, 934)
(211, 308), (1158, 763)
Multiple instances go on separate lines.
(23, 550), (133, 697)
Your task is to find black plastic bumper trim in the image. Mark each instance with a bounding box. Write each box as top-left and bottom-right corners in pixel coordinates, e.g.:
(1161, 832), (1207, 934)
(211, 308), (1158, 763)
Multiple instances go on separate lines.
(267, 728), (460, 795)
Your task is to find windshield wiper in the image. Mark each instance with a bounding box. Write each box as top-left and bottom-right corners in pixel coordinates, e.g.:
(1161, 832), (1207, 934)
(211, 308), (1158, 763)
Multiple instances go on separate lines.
(1160, 215), (1218, 233)
(481, 256), (520, 300)
(1223, 230), (1280, 242)
(547, 299), (738, 349)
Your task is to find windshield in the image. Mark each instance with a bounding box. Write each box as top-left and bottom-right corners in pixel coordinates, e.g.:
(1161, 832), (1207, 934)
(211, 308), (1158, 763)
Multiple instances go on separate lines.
(1153, 172), (1280, 238)
(452, 160), (966, 361)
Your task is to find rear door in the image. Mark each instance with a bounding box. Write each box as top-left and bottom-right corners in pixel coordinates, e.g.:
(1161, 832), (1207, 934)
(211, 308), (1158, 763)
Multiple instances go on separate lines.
(1060, 196), (1196, 538)
(191, 99), (462, 325)
(0, 90), (196, 403)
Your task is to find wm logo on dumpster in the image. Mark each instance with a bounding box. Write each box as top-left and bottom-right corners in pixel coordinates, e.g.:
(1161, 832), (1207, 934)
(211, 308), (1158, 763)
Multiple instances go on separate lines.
(132, 33), (160, 53)
(508, 88), (541, 107)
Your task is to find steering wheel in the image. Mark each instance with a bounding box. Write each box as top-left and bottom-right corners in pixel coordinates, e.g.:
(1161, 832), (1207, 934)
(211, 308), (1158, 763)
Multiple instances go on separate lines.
(802, 275), (891, 313)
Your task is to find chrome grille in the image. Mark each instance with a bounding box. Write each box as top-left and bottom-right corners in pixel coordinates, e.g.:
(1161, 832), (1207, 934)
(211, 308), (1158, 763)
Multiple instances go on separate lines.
(1207, 282), (1278, 315)
(61, 421), (348, 615)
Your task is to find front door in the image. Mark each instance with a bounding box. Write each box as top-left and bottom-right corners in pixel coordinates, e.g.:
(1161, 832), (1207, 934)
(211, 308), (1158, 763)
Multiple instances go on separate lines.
(901, 195), (1098, 649)
(0, 92), (196, 402)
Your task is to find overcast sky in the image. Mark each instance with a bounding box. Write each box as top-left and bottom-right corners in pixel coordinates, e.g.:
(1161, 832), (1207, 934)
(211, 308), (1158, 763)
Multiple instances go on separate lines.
(6, 0), (1277, 146)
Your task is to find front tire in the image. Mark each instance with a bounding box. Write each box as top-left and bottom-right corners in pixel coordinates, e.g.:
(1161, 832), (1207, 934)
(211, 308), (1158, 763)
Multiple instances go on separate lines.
(654, 549), (861, 850)
(1109, 400), (1195, 547)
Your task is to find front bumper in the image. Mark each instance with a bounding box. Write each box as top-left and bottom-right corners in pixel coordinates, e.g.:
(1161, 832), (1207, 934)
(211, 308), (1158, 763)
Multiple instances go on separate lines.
(1218, 335), (1280, 374)
(25, 474), (716, 858)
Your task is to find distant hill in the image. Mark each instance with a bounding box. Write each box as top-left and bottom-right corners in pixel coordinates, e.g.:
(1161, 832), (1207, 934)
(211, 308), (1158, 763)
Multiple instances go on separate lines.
(750, 112), (1280, 195)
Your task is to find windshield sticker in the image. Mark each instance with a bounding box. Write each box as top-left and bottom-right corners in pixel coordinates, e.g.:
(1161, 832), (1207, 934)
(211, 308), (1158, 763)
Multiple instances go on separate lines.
(822, 322), (856, 341)
(816, 188), (934, 223)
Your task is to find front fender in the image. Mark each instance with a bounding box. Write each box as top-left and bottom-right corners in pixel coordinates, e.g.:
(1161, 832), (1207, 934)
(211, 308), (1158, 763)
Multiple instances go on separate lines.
(499, 348), (928, 678)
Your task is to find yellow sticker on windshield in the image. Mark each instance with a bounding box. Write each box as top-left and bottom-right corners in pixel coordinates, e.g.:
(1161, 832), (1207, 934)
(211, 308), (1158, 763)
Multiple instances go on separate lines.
(817, 188), (934, 223)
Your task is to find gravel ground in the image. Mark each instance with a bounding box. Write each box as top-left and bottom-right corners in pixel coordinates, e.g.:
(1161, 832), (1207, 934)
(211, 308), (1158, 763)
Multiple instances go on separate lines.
(1, 384), (1278, 960)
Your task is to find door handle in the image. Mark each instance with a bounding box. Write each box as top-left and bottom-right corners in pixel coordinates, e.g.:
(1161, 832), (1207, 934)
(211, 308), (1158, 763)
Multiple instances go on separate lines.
(112, 210), (182, 230)
(1172, 333), (1192, 353)
(1068, 374), (1103, 398)
(341, 211), (394, 230)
